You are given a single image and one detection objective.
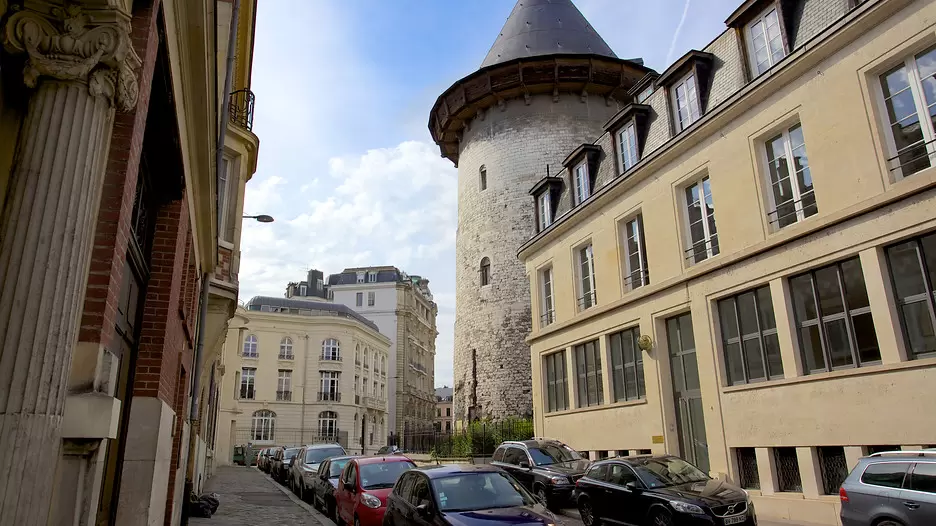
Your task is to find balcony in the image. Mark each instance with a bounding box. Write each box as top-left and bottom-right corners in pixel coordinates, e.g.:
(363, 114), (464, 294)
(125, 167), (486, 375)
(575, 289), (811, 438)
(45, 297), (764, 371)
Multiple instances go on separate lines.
(318, 391), (341, 402)
(229, 89), (255, 131)
(276, 390), (292, 401)
(278, 353), (294, 360)
(362, 396), (385, 411)
(320, 354), (342, 363)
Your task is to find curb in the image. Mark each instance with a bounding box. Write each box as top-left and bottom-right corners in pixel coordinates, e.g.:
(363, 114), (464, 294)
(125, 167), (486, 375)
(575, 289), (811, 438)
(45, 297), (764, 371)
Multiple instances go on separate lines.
(258, 469), (333, 526)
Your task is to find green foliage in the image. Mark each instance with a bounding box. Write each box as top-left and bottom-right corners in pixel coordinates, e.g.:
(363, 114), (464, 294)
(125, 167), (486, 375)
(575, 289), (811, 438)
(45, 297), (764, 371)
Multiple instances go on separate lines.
(427, 418), (534, 458)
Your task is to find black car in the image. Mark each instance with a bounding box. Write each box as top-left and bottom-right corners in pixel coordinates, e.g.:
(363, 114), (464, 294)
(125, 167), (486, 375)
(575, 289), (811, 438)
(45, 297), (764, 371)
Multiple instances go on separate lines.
(490, 439), (590, 510)
(272, 447), (300, 484)
(383, 464), (558, 526)
(574, 455), (756, 526)
(311, 454), (358, 520)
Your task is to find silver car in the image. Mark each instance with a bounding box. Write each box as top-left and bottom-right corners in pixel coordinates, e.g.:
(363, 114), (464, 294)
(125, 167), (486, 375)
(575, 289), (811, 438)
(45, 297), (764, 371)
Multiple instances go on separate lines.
(289, 443), (347, 502)
(840, 450), (936, 526)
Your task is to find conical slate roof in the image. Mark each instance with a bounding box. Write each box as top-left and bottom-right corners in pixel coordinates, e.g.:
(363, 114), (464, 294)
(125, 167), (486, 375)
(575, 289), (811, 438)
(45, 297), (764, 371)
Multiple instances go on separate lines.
(481, 0), (617, 68)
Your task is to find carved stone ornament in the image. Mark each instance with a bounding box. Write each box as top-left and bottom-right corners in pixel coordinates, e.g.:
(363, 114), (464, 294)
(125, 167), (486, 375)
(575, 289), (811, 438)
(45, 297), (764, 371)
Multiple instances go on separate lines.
(1, 4), (141, 111)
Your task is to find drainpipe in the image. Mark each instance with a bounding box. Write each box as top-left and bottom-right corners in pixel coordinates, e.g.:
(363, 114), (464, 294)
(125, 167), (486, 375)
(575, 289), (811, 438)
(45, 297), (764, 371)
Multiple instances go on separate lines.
(300, 334), (310, 444)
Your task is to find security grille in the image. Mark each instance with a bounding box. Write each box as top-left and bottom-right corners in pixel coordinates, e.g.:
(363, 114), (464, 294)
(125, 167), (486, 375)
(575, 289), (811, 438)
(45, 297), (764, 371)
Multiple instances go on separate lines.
(819, 446), (848, 495)
(774, 447), (802, 492)
(736, 448), (760, 489)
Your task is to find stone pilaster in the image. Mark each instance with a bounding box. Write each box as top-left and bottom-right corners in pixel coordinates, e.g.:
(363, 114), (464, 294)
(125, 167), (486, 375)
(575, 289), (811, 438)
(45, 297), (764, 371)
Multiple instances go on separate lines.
(0, 4), (139, 524)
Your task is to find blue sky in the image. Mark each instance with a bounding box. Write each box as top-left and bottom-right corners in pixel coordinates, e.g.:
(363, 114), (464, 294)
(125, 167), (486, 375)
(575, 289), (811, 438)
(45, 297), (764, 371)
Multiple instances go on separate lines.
(239, 0), (741, 389)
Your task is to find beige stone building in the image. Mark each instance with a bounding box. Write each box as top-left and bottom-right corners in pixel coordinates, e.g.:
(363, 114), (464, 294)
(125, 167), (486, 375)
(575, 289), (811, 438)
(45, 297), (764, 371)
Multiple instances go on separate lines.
(516, 0), (936, 524)
(435, 386), (453, 433)
(215, 297), (391, 462)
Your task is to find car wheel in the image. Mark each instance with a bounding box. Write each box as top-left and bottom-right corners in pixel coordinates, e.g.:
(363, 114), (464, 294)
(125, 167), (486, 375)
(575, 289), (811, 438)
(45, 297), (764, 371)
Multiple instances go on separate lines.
(535, 486), (555, 511)
(651, 509), (675, 526)
(579, 496), (600, 526)
(875, 521), (904, 526)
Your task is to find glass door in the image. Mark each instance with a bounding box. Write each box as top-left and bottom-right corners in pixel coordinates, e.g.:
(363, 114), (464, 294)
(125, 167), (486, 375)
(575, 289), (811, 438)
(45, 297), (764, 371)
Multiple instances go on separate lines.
(666, 313), (710, 473)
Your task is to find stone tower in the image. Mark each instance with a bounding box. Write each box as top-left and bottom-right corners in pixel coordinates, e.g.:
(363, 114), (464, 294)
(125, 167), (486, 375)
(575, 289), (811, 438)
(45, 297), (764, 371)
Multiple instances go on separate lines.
(429, 0), (649, 421)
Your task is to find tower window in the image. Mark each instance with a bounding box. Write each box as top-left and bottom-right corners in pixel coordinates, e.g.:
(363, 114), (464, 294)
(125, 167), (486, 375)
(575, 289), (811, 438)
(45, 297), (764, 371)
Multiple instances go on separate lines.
(479, 165), (487, 191)
(480, 257), (491, 287)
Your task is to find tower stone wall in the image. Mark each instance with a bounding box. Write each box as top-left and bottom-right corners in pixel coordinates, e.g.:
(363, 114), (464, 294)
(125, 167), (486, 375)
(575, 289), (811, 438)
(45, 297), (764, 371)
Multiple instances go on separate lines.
(453, 93), (623, 421)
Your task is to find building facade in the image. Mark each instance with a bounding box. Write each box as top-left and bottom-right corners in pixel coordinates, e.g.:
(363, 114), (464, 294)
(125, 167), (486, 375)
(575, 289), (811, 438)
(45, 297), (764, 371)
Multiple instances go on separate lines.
(215, 297), (391, 461)
(519, 0), (936, 524)
(0, 0), (259, 524)
(429, 0), (651, 423)
(324, 266), (438, 438)
(435, 387), (453, 433)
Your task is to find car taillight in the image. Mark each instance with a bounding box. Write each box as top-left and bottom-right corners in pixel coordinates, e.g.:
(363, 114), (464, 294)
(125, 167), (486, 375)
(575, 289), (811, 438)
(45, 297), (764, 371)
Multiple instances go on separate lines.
(839, 487), (848, 504)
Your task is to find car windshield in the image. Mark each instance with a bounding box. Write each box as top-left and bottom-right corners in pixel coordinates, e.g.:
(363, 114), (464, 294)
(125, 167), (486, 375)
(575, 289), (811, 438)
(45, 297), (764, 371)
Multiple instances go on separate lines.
(528, 444), (582, 466)
(329, 458), (351, 477)
(433, 471), (537, 512)
(284, 448), (300, 460)
(359, 461), (415, 490)
(632, 457), (709, 488)
(306, 447), (344, 464)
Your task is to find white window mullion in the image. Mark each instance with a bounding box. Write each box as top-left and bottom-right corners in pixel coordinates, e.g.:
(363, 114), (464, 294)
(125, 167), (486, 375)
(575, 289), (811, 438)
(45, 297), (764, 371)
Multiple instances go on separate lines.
(907, 56), (936, 163)
(780, 129), (805, 222)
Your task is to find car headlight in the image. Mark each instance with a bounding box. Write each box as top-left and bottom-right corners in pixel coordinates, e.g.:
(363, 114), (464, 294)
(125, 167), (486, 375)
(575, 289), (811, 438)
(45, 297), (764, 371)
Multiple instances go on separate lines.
(361, 493), (381, 509)
(548, 475), (569, 485)
(670, 500), (705, 515)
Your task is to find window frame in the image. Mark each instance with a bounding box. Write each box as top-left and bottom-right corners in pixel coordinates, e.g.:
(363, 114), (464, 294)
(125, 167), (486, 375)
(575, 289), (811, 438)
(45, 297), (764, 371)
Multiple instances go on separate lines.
(277, 369), (292, 400)
(763, 122), (817, 228)
(240, 367), (256, 400)
(368, 271), (377, 283)
(367, 291), (376, 307)
(279, 337), (293, 360)
(540, 266), (555, 327)
(318, 410), (338, 438)
(670, 71), (701, 132)
(322, 338), (341, 360)
(621, 214), (649, 291)
(355, 292), (363, 307)
(251, 410), (275, 442)
(717, 285), (784, 385)
(573, 339), (604, 408)
(884, 233), (936, 359)
(573, 161), (591, 205)
(538, 191), (553, 230)
(617, 121), (640, 173)
(480, 257), (491, 287)
(243, 334), (258, 358)
(682, 176), (719, 265)
(745, 5), (786, 77)
(608, 327), (645, 402)
(299, 284), (307, 296)
(576, 243), (597, 311)
(479, 165), (488, 191)
(320, 371), (340, 401)
(544, 350), (569, 413)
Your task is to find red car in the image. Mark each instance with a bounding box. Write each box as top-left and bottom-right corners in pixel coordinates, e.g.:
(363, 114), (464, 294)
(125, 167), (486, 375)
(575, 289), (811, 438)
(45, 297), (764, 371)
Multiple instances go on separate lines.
(335, 455), (416, 526)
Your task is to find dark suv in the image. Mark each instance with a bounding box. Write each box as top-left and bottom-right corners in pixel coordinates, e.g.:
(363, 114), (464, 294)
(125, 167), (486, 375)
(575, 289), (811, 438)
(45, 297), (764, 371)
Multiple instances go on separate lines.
(840, 449), (936, 526)
(491, 439), (590, 510)
(573, 455), (755, 526)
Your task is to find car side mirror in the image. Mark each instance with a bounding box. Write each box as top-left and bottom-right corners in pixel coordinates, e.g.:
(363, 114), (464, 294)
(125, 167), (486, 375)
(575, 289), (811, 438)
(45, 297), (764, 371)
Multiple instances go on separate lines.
(519, 461), (530, 469)
(625, 481), (642, 492)
(416, 501), (432, 517)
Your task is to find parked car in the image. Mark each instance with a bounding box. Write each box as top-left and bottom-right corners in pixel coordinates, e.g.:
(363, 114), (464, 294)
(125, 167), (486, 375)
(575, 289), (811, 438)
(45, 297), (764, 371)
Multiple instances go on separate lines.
(290, 443), (347, 501)
(840, 449), (936, 526)
(258, 447), (274, 472)
(376, 445), (405, 456)
(383, 464), (558, 526)
(335, 455), (416, 526)
(574, 454), (755, 526)
(312, 455), (359, 521)
(490, 438), (590, 510)
(272, 447), (300, 484)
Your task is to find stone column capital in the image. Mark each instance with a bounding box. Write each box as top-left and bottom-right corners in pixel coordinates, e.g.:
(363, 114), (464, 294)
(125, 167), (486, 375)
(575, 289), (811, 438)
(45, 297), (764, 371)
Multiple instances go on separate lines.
(1, 2), (141, 111)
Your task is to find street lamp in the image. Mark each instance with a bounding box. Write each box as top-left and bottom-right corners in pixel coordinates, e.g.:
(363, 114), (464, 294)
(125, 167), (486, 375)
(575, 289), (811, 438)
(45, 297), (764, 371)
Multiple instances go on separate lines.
(243, 214), (274, 223)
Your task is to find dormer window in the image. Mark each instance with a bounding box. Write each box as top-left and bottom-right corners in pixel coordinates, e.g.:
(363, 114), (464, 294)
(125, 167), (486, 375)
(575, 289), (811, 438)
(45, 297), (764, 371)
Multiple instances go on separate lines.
(746, 6), (785, 76)
(367, 271), (377, 283)
(562, 144), (601, 208)
(530, 175), (564, 233)
(657, 50), (714, 135)
(356, 271), (365, 283)
(573, 162), (590, 204)
(672, 72), (701, 132)
(538, 192), (552, 229)
(617, 123), (639, 172)
(299, 284), (307, 296)
(603, 104), (652, 176)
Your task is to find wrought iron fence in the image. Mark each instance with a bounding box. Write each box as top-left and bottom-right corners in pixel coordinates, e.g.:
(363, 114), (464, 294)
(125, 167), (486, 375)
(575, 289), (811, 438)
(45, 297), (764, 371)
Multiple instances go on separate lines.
(235, 427), (348, 449)
(389, 419), (534, 457)
(229, 89), (255, 131)
(818, 446), (848, 495)
(736, 447), (760, 490)
(774, 447), (802, 492)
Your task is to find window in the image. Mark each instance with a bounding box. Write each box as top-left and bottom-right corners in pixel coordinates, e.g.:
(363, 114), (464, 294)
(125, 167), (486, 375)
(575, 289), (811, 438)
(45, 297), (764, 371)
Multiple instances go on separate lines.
(540, 267), (555, 326)
(774, 447), (802, 492)
(736, 448), (760, 489)
(251, 410), (275, 441)
(368, 271), (377, 283)
(356, 292), (363, 307)
(885, 233), (936, 358)
(218, 158), (229, 241)
(671, 72), (701, 132)
(910, 463), (936, 493)
(577, 244), (596, 311)
(573, 161), (590, 204)
(636, 86), (653, 104)
(479, 165), (487, 191)
(574, 340), (603, 408)
(480, 257), (490, 287)
(608, 464), (640, 486)
(878, 45), (936, 178)
(746, 7), (785, 76)
(320, 371), (340, 401)
(608, 328), (645, 402)
(684, 176), (719, 264)
(243, 334), (258, 358)
(617, 122), (639, 173)
(356, 271), (365, 283)
(367, 291), (375, 306)
(586, 464), (609, 481)
(445, 407), (451, 417)
(277, 370), (292, 401)
(503, 447), (527, 466)
(860, 462), (910, 488)
(279, 337), (293, 359)
(544, 351), (569, 412)
(299, 284), (307, 296)
(240, 367), (256, 399)
(380, 383), (385, 397)
(765, 123), (816, 228)
(538, 191), (552, 230)
(790, 258), (881, 373)
(718, 286), (783, 384)
(318, 410), (338, 438)
(622, 215), (649, 290)
(818, 446), (848, 495)
(322, 338), (340, 360)
(364, 350), (369, 368)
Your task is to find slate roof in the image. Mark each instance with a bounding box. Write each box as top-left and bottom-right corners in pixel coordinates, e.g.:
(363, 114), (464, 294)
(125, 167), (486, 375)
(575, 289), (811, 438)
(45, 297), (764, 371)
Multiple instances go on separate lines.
(245, 296), (380, 333)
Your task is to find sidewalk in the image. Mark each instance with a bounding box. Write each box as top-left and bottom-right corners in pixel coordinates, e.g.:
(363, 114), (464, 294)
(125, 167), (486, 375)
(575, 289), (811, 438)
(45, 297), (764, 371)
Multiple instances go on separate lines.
(190, 466), (328, 525)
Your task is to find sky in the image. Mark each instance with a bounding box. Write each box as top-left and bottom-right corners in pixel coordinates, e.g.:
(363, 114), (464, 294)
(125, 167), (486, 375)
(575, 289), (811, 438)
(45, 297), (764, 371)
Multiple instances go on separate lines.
(239, 0), (742, 389)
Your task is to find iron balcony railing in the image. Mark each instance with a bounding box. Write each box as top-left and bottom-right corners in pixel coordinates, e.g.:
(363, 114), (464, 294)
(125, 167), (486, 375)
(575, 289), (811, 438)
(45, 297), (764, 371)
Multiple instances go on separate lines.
(229, 89), (255, 131)
(276, 390), (292, 401)
(577, 290), (597, 311)
(540, 310), (555, 326)
(318, 391), (341, 402)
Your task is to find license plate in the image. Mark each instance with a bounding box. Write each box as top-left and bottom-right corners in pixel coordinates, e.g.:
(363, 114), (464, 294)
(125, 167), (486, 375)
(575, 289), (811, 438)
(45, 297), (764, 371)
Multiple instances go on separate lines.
(723, 514), (746, 525)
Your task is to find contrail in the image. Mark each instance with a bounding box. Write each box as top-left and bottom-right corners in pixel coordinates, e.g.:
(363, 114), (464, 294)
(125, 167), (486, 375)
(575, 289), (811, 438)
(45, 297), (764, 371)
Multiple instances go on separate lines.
(666, 0), (692, 64)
